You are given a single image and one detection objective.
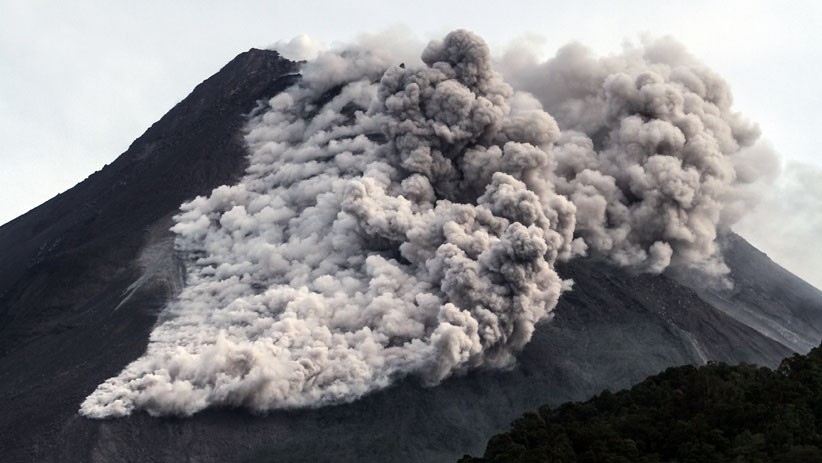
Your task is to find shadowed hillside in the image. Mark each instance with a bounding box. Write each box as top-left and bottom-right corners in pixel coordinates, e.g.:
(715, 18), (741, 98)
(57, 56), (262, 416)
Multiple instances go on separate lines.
(0, 48), (299, 461)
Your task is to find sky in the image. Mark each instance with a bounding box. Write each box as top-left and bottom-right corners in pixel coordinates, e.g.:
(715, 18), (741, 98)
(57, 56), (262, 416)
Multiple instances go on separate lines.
(1, 0), (820, 288)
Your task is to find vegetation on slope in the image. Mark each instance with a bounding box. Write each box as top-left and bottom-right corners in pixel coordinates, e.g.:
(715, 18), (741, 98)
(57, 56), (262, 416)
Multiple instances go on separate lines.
(460, 344), (822, 462)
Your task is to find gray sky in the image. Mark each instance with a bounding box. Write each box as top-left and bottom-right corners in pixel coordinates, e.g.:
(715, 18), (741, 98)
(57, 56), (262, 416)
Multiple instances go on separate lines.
(1, 0), (820, 288)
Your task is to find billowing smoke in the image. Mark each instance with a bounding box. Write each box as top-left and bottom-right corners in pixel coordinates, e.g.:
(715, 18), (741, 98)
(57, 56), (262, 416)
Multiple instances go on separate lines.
(500, 38), (765, 275)
(80, 30), (773, 418)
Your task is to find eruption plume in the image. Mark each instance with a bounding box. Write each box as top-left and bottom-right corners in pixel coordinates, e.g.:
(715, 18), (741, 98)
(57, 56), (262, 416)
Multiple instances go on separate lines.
(80, 30), (773, 418)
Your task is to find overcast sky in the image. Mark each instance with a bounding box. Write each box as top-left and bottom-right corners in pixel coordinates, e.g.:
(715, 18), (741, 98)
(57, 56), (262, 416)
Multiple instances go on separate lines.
(1, 0), (820, 287)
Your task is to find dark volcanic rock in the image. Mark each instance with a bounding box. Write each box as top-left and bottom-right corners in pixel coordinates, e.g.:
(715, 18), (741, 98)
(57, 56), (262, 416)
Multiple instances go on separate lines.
(0, 48), (819, 463)
(0, 48), (299, 461)
(692, 234), (822, 353)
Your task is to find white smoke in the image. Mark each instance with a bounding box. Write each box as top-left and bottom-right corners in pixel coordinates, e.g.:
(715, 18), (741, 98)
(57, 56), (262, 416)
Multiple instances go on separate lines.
(80, 30), (775, 418)
(269, 34), (325, 61)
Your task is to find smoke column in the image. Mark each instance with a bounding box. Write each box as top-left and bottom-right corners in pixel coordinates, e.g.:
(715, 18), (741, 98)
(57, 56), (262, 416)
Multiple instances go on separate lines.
(80, 30), (773, 418)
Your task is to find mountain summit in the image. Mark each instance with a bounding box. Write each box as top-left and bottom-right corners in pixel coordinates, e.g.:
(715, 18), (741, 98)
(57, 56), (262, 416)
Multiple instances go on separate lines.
(1, 35), (821, 462)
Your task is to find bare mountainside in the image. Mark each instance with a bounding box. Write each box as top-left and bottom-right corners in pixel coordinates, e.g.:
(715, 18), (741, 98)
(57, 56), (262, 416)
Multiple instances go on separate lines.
(0, 48), (820, 463)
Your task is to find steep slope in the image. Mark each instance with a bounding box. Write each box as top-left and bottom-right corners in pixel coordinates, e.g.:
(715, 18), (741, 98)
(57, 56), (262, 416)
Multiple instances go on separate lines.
(0, 48), (299, 461)
(692, 234), (822, 353)
(0, 48), (819, 463)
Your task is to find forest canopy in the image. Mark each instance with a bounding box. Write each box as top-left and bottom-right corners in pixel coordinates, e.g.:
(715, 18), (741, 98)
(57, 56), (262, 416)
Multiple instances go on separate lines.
(460, 344), (822, 462)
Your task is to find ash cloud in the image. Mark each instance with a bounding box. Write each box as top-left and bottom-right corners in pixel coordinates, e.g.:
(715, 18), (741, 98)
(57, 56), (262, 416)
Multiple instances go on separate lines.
(500, 37), (770, 276)
(80, 30), (775, 418)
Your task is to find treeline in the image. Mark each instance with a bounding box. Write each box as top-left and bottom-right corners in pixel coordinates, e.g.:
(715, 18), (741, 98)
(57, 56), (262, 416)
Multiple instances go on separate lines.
(460, 344), (822, 462)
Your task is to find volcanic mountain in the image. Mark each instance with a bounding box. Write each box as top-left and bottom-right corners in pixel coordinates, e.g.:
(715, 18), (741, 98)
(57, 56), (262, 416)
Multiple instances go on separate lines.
(1, 43), (820, 463)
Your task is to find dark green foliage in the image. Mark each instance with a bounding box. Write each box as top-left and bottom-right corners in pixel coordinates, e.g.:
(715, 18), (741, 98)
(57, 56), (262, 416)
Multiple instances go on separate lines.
(460, 344), (822, 462)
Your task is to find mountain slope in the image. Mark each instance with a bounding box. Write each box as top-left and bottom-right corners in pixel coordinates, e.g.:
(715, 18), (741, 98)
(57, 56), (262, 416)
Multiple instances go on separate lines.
(693, 234), (822, 353)
(22, 251), (799, 463)
(0, 48), (299, 461)
(0, 49), (819, 463)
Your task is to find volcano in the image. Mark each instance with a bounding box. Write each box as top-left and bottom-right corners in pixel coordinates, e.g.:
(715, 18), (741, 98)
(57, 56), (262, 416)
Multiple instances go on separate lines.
(1, 42), (821, 463)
